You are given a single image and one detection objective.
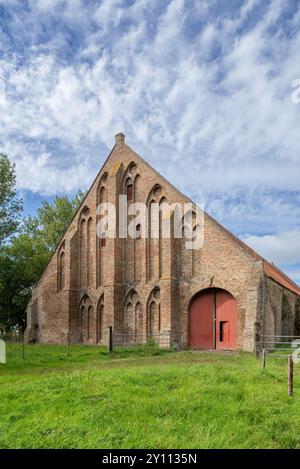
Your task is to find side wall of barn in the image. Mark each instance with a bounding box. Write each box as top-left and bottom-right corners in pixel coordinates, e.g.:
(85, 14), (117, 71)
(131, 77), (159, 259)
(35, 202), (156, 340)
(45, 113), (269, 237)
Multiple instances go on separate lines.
(262, 277), (299, 346)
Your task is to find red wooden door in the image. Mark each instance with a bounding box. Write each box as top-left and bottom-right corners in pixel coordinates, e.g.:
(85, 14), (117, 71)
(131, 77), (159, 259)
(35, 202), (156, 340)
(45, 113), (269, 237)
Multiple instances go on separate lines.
(189, 290), (214, 349)
(216, 290), (237, 350)
(189, 289), (237, 351)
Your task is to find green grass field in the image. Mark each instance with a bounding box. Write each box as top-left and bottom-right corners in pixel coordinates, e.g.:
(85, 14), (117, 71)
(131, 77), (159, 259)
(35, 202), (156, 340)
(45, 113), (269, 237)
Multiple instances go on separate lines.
(0, 344), (300, 449)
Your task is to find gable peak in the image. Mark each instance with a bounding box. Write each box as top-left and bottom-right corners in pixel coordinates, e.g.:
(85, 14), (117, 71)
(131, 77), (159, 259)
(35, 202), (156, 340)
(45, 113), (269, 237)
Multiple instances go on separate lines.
(115, 132), (125, 145)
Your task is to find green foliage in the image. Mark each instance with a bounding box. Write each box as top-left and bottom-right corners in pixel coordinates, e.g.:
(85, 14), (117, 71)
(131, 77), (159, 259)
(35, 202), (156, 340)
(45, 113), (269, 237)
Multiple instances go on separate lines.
(0, 234), (50, 334)
(0, 190), (85, 333)
(0, 347), (300, 449)
(26, 190), (85, 251)
(0, 153), (23, 246)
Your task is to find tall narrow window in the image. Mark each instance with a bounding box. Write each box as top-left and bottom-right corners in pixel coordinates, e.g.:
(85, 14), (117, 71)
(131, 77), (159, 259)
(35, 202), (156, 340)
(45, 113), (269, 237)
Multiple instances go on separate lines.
(98, 304), (104, 342)
(87, 306), (92, 340)
(57, 241), (66, 292)
(59, 252), (65, 290)
(127, 184), (133, 201)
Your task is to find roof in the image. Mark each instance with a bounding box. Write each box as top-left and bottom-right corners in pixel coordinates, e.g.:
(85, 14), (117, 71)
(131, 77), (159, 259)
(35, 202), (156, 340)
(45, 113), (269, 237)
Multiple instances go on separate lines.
(263, 260), (300, 296)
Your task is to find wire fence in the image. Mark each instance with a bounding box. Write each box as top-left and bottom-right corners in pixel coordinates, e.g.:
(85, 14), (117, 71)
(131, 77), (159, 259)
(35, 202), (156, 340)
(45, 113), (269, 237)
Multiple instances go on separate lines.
(1, 328), (180, 363)
(112, 331), (173, 349)
(261, 334), (300, 359)
(3, 329), (298, 397)
(259, 334), (300, 396)
(0, 331), (24, 343)
(2, 327), (182, 351)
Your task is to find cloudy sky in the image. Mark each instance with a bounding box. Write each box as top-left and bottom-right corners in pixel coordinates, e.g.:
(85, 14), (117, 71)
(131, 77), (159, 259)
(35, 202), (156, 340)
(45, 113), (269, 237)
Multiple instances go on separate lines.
(1, 0), (300, 282)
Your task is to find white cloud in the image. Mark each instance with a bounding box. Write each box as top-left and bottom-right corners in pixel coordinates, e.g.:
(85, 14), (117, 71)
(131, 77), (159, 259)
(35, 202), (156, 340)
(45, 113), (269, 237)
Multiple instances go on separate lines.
(1, 0), (300, 277)
(34, 0), (62, 11)
(94, 0), (124, 29)
(242, 230), (300, 266)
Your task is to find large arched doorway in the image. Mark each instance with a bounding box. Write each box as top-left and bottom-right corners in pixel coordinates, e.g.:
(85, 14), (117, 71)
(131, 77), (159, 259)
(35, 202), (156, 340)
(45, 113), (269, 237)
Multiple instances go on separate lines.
(189, 288), (237, 350)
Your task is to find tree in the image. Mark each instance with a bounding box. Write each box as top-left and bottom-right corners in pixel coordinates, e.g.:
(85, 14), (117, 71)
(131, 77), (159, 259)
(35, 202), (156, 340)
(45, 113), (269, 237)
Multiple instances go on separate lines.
(0, 233), (49, 334)
(0, 191), (85, 333)
(27, 191), (85, 251)
(0, 153), (23, 246)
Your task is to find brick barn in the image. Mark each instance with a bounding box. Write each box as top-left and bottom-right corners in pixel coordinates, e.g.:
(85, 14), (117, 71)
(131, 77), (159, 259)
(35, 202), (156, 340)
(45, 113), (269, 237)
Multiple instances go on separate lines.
(25, 133), (300, 353)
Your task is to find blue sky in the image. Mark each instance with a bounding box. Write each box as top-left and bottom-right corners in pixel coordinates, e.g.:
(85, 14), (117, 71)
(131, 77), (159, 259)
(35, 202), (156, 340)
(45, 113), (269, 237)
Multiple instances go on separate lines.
(1, 0), (300, 283)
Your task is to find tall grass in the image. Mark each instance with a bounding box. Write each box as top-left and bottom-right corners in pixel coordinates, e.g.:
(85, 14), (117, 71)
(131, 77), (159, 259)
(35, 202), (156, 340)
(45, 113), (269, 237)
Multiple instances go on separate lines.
(0, 344), (299, 449)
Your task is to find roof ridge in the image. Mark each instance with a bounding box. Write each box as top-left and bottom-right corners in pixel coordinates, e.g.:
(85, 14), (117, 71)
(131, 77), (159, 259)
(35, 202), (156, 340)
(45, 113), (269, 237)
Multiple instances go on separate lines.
(263, 260), (300, 295)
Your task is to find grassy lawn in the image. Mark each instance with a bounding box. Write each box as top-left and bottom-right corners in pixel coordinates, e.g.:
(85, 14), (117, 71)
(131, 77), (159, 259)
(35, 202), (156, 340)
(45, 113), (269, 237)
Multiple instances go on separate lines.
(1, 344), (300, 449)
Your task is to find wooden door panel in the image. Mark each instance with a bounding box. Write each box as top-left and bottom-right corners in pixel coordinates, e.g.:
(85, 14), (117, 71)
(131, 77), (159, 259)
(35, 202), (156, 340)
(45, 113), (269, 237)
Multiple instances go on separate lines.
(189, 291), (214, 349)
(216, 290), (237, 350)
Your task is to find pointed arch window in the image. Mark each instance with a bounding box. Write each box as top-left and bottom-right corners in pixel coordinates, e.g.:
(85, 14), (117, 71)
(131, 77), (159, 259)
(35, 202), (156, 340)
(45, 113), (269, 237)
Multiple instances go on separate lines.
(124, 290), (143, 343)
(57, 240), (66, 291)
(147, 287), (160, 337)
(79, 295), (93, 343)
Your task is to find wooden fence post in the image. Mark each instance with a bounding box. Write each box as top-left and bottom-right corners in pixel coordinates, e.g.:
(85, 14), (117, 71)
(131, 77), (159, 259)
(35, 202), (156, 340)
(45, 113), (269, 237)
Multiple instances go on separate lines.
(108, 326), (113, 353)
(262, 348), (266, 370)
(288, 354), (294, 397)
